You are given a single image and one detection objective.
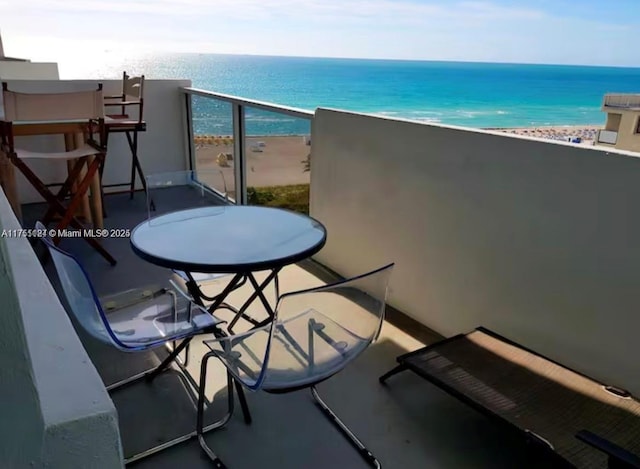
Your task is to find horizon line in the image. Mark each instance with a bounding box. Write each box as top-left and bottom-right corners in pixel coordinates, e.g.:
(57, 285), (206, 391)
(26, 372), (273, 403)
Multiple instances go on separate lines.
(119, 49), (640, 70)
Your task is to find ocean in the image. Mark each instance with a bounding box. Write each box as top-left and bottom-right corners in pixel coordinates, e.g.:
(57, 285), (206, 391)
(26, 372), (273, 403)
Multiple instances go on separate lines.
(66, 53), (640, 136)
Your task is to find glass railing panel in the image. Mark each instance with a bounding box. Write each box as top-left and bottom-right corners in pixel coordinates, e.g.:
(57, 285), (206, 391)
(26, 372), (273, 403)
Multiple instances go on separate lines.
(243, 106), (312, 214)
(191, 95), (235, 201)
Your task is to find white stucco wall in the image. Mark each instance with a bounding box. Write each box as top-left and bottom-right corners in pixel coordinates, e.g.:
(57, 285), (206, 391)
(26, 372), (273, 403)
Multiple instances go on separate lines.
(311, 108), (640, 396)
(2, 79), (191, 204)
(0, 61), (59, 80)
(0, 189), (123, 467)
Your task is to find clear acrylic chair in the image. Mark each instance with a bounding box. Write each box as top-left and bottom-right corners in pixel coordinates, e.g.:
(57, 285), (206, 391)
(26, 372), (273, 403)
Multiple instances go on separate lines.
(35, 220), (229, 464)
(146, 170), (277, 332)
(197, 263), (394, 468)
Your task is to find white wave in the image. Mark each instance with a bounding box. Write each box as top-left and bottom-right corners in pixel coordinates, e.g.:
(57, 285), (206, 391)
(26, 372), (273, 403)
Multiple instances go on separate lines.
(374, 110), (445, 119)
(454, 109), (511, 118)
(405, 110), (445, 116)
(375, 111), (402, 116)
(411, 117), (442, 123)
(245, 116), (294, 123)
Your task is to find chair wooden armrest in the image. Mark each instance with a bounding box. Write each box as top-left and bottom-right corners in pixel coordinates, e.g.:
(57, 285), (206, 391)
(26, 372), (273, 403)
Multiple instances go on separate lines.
(576, 430), (640, 469)
(104, 100), (141, 106)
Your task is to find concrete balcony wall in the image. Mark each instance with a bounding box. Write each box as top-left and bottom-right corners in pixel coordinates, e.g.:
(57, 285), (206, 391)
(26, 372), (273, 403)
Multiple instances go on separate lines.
(310, 108), (640, 396)
(0, 189), (122, 467)
(1, 79), (191, 205)
(0, 61), (59, 80)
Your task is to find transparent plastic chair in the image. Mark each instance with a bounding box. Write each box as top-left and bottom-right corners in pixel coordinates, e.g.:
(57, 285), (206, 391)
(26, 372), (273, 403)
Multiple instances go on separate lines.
(197, 263), (394, 468)
(37, 221), (221, 351)
(36, 220), (228, 463)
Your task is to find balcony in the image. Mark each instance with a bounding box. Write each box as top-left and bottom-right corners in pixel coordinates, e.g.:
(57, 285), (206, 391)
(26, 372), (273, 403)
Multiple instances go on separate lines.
(2, 78), (640, 468)
(602, 93), (640, 110)
(14, 189), (541, 468)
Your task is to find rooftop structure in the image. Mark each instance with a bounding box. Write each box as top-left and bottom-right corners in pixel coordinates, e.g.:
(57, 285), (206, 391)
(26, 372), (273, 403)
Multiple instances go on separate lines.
(595, 93), (640, 152)
(0, 30), (59, 79)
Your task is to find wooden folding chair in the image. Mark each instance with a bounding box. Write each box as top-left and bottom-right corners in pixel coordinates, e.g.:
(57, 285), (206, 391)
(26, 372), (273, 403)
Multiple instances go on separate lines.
(103, 72), (147, 200)
(0, 82), (116, 265)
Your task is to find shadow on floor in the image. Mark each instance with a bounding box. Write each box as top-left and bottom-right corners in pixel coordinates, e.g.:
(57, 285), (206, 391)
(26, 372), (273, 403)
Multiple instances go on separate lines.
(23, 191), (546, 469)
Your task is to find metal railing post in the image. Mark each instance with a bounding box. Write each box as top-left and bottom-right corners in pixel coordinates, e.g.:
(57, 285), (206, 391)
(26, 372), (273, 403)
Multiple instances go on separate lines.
(181, 87), (313, 206)
(183, 92), (195, 171)
(232, 103), (247, 205)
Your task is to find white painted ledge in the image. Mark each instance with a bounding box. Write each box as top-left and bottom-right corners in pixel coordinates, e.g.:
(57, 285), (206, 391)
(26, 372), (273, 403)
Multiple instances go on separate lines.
(0, 189), (123, 468)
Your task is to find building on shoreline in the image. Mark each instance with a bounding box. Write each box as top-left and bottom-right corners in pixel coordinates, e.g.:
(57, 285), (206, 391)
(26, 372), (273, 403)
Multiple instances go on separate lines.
(595, 93), (640, 152)
(0, 30), (59, 80)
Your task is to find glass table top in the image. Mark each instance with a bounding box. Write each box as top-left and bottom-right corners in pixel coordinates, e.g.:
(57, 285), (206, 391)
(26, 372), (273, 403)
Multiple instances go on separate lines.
(131, 205), (327, 273)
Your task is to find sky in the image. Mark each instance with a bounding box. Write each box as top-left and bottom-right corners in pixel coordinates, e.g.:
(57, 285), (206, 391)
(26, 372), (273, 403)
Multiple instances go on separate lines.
(1, 0), (640, 67)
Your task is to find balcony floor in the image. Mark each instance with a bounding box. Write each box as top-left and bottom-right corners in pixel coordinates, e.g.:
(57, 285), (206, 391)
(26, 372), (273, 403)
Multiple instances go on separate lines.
(24, 191), (542, 469)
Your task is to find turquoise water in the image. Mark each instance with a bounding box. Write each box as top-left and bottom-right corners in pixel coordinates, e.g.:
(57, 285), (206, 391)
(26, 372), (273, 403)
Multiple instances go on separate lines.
(78, 53), (640, 135)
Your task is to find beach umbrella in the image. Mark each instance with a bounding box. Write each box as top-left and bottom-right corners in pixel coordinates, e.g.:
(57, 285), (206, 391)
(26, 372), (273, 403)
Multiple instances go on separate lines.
(216, 153), (230, 167)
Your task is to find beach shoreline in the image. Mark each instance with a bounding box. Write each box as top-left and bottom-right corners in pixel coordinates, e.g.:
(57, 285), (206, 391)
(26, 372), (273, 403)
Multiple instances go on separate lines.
(194, 125), (602, 194)
(486, 124), (601, 145)
(194, 123), (602, 146)
(193, 125), (603, 190)
(194, 135), (312, 192)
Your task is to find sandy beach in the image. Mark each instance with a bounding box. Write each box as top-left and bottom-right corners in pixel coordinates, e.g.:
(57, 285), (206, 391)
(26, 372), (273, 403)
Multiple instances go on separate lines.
(194, 135), (311, 193)
(490, 125), (601, 145)
(194, 126), (602, 191)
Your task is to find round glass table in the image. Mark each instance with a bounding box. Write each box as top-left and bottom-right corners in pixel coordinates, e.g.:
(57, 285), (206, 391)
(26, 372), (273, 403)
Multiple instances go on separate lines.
(130, 205), (327, 274)
(131, 205), (326, 430)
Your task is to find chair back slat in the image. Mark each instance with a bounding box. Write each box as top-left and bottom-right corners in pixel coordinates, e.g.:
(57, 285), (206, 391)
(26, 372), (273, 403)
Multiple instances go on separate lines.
(124, 75), (144, 101)
(2, 88), (104, 121)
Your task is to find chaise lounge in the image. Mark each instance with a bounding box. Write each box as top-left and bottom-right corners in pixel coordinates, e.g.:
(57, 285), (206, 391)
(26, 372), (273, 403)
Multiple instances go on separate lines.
(380, 327), (640, 469)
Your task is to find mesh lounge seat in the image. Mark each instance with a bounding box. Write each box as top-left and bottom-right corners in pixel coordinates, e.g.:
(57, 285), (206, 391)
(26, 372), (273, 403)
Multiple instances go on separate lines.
(36, 220), (226, 464)
(196, 263), (394, 468)
(379, 328), (640, 469)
